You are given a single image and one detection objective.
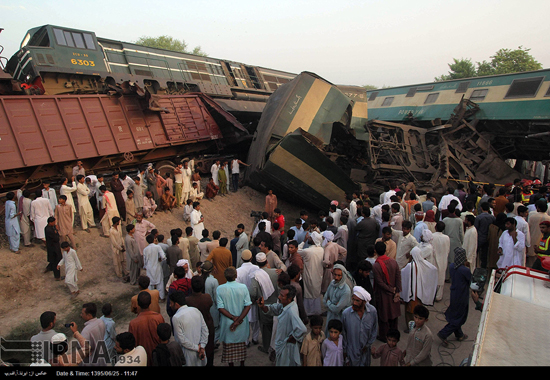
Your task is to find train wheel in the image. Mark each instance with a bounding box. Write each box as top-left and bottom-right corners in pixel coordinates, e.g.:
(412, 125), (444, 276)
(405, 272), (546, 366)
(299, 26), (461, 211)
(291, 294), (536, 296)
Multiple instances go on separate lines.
(155, 160), (176, 178)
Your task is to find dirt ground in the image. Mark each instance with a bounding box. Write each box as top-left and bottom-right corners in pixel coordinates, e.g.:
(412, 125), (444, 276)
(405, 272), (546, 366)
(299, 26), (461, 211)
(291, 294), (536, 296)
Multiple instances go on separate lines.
(0, 181), (481, 367)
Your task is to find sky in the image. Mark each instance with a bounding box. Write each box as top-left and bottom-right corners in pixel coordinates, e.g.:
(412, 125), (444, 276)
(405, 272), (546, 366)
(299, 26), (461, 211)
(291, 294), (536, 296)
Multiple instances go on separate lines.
(1, 0), (549, 88)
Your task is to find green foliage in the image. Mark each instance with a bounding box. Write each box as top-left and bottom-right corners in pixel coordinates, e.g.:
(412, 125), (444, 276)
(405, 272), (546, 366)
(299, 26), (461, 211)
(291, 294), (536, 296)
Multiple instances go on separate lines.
(435, 46), (542, 81)
(362, 84), (379, 91)
(434, 58), (477, 81)
(133, 35), (208, 57)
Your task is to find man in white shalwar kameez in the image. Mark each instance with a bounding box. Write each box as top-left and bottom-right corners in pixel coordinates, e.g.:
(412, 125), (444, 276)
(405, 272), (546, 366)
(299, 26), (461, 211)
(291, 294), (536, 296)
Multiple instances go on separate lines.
(60, 177), (77, 225)
(5, 192), (21, 253)
(42, 181), (58, 214)
(497, 217), (525, 269)
(298, 231), (325, 316)
(462, 215), (478, 274)
(76, 175), (95, 231)
(181, 161), (193, 205)
(190, 202), (204, 239)
(514, 206), (531, 266)
(432, 222), (450, 302)
(30, 190), (54, 241)
(57, 242), (83, 295)
(170, 292), (209, 366)
(418, 229), (436, 266)
(143, 234), (166, 300)
(210, 160), (220, 187)
(401, 246), (438, 307)
(16, 188), (32, 247)
(236, 250), (260, 345)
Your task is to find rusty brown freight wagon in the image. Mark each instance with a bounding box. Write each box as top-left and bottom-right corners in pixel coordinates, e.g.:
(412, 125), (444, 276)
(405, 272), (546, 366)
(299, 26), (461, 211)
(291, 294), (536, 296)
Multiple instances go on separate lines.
(0, 92), (248, 189)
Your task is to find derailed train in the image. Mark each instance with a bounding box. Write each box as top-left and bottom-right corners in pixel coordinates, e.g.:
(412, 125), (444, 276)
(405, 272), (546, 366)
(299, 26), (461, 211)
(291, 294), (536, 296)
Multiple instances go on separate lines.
(1, 24), (545, 210)
(0, 24), (297, 190)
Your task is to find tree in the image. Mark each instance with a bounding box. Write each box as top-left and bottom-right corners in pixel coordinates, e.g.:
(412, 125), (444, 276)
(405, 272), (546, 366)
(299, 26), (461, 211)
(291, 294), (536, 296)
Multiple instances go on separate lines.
(133, 35), (207, 57)
(435, 46), (542, 81)
(434, 58), (477, 82)
(477, 46), (542, 76)
(362, 84), (379, 91)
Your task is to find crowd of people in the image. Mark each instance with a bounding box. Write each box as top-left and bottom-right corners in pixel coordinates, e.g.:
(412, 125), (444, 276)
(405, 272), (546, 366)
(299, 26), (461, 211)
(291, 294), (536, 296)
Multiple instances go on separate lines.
(5, 157), (550, 367)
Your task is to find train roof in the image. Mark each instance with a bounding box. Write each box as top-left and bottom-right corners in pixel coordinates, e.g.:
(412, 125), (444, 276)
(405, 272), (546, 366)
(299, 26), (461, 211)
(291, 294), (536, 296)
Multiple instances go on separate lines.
(366, 68), (550, 95)
(21, 24), (296, 76)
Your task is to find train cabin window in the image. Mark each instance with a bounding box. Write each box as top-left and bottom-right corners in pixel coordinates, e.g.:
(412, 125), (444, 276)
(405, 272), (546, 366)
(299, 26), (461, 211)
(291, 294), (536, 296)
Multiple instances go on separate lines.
(83, 33), (96, 50)
(381, 97), (394, 107)
(424, 93), (439, 104)
(504, 76), (544, 99)
(53, 28), (67, 46)
(72, 33), (86, 49)
(470, 89), (488, 102)
(63, 31), (75, 47)
(53, 28), (96, 50)
(456, 81), (470, 93)
(545, 85), (550, 97)
(368, 91), (379, 101)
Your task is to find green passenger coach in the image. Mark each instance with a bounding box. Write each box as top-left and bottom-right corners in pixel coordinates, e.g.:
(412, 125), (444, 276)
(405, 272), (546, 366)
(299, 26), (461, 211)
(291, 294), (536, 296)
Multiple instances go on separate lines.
(366, 70), (550, 160)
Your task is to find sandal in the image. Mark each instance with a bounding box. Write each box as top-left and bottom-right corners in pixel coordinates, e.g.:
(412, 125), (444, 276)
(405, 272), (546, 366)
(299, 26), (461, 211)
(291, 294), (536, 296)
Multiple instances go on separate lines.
(437, 333), (449, 347)
(457, 334), (468, 342)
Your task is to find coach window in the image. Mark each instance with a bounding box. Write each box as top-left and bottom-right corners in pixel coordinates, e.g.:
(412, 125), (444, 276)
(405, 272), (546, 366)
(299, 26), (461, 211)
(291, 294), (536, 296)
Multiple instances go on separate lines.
(470, 89), (488, 102)
(504, 77), (544, 99)
(424, 93), (439, 104)
(381, 97), (394, 107)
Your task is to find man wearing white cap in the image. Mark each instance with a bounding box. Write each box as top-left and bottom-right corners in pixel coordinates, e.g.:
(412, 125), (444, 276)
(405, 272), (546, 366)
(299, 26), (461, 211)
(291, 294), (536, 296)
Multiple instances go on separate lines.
(249, 251), (278, 357)
(236, 250), (260, 346)
(341, 286), (378, 366)
(50, 322), (89, 366)
(297, 231), (325, 316)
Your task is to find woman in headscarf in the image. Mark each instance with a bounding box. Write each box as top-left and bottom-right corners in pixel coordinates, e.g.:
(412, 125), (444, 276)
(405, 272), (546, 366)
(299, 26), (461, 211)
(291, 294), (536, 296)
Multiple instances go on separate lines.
(424, 209), (437, 233)
(400, 246), (438, 331)
(322, 263), (353, 335)
(437, 247), (472, 347)
(487, 212), (507, 269)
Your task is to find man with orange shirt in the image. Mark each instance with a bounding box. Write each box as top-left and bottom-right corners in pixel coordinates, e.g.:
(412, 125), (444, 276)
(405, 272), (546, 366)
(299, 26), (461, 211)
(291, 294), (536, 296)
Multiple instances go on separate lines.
(128, 291), (165, 366)
(206, 237), (233, 285)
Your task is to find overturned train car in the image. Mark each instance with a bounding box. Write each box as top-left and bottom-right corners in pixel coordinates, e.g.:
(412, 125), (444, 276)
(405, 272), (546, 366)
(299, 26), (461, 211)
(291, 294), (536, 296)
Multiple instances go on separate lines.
(245, 72), (365, 211)
(245, 72), (523, 211)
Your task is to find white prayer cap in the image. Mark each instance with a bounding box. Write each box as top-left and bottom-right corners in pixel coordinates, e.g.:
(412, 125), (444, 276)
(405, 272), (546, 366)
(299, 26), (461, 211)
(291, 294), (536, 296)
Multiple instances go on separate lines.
(311, 232), (323, 247)
(51, 333), (67, 344)
(421, 229), (433, 242)
(177, 259), (189, 267)
(322, 230), (334, 242)
(256, 252), (267, 263)
(353, 286), (371, 302)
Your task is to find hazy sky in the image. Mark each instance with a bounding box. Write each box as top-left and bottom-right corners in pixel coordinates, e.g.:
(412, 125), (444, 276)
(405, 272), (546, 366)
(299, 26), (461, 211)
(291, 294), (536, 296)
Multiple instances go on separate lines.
(1, 0), (549, 88)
